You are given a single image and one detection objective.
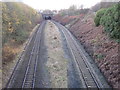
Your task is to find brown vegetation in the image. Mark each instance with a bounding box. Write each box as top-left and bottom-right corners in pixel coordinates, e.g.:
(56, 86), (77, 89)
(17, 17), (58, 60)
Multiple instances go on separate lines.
(2, 44), (21, 64)
(53, 7), (119, 88)
(2, 2), (41, 64)
(69, 16), (119, 88)
(53, 14), (82, 25)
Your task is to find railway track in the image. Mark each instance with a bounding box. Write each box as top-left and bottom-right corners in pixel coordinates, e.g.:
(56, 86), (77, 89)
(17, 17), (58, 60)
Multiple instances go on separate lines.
(53, 21), (110, 89)
(6, 20), (110, 88)
(6, 21), (46, 88)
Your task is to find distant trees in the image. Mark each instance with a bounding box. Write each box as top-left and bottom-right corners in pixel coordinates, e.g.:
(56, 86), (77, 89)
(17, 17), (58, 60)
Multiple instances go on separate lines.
(59, 5), (89, 16)
(91, 3), (101, 12)
(80, 4), (84, 9)
(91, 2), (118, 12)
(69, 5), (77, 11)
(42, 10), (53, 14)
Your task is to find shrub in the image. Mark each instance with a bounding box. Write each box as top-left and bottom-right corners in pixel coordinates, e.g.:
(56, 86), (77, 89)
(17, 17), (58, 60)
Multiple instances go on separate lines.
(2, 2), (41, 45)
(94, 3), (120, 40)
(2, 2), (41, 63)
(2, 45), (16, 63)
(11, 30), (29, 44)
(94, 8), (106, 26)
(100, 3), (120, 40)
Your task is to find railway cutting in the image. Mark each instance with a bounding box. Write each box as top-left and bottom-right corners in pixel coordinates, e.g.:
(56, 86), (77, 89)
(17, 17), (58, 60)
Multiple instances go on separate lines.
(6, 20), (110, 89)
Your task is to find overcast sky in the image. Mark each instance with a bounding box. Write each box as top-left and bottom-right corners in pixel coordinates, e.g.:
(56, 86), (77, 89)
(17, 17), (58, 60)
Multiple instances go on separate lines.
(22, 0), (102, 10)
(1, 0), (119, 10)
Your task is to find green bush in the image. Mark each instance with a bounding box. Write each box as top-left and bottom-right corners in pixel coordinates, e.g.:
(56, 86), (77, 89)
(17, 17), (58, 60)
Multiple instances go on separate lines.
(11, 30), (29, 44)
(100, 3), (120, 40)
(94, 8), (106, 26)
(94, 3), (120, 41)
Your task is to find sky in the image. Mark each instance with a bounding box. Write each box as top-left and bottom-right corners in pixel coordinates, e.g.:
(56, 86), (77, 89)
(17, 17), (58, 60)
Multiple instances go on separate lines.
(22, 0), (102, 10)
(1, 0), (119, 10)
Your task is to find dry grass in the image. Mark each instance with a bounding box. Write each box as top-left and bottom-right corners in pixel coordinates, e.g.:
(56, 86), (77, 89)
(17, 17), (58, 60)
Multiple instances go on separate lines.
(2, 44), (21, 64)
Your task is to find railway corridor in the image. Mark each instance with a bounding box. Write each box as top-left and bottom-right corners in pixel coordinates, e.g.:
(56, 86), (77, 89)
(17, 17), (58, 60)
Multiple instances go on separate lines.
(6, 20), (110, 88)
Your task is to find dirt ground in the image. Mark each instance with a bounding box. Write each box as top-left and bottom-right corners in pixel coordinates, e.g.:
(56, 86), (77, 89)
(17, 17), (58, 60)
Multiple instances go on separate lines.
(68, 15), (119, 88)
(44, 21), (68, 88)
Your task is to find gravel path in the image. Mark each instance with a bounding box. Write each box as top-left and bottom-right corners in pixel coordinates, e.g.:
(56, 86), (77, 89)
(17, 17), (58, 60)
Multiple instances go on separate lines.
(44, 21), (68, 88)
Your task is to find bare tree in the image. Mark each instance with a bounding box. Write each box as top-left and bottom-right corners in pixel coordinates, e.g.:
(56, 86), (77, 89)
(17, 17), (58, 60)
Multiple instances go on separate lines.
(69, 5), (77, 11)
(80, 4), (84, 9)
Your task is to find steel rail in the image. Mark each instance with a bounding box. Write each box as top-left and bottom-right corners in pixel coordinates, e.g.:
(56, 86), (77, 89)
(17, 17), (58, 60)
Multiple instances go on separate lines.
(60, 24), (106, 88)
(53, 21), (108, 89)
(32, 22), (45, 88)
(22, 21), (45, 88)
(6, 24), (40, 88)
(60, 24), (100, 88)
(6, 22), (45, 88)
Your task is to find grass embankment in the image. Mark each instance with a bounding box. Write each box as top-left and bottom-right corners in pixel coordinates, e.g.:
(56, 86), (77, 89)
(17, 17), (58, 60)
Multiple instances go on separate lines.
(2, 2), (41, 64)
